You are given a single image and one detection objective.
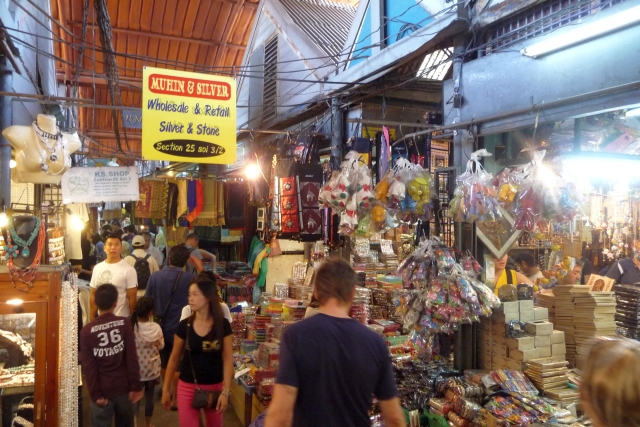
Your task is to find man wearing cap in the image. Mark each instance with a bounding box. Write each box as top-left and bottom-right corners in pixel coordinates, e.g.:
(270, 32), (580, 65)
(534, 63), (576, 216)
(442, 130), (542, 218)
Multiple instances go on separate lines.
(125, 235), (160, 297)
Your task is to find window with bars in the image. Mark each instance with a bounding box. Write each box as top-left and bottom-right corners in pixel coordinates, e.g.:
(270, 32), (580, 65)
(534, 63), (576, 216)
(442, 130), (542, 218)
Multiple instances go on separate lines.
(485, 0), (627, 53)
(263, 35), (278, 123)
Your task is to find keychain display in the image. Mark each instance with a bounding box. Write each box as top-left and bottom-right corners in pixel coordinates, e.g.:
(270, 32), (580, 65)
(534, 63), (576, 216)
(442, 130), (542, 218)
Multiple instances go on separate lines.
(448, 150), (501, 224)
(394, 238), (500, 338)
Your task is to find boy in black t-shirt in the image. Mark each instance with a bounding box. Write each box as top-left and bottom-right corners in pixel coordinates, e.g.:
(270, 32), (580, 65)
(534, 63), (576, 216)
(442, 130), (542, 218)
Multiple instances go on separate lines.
(265, 258), (406, 427)
(80, 284), (143, 427)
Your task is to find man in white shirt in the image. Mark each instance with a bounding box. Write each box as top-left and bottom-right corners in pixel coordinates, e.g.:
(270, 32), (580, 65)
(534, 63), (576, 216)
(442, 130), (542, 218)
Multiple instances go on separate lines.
(141, 231), (164, 267)
(125, 235), (160, 296)
(90, 233), (138, 320)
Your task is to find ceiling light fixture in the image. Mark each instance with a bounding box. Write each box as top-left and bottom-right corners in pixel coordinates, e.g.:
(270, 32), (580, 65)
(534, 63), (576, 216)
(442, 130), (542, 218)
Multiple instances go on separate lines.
(521, 4), (640, 58)
(626, 108), (640, 118)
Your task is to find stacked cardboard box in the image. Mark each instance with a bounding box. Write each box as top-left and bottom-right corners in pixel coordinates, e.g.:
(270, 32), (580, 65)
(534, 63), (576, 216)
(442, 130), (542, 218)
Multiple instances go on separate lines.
(573, 291), (616, 370)
(480, 301), (562, 371)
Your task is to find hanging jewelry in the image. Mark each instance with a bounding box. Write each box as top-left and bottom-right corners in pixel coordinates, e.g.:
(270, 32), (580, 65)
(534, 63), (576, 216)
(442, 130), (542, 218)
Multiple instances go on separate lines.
(7, 221), (45, 292)
(7, 217), (42, 258)
(3, 235), (19, 260)
(32, 122), (67, 174)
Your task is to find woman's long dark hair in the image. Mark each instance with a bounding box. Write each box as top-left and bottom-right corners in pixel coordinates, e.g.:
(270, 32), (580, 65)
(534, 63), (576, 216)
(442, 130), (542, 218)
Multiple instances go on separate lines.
(131, 297), (155, 329)
(190, 271), (225, 348)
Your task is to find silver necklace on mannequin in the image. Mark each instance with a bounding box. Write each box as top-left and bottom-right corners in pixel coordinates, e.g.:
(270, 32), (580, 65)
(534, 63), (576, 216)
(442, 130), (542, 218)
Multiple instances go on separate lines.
(32, 122), (67, 173)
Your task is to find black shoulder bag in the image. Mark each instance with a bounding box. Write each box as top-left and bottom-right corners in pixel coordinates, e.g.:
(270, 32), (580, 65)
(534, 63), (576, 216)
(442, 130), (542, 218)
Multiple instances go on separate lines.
(186, 322), (221, 409)
(154, 272), (182, 326)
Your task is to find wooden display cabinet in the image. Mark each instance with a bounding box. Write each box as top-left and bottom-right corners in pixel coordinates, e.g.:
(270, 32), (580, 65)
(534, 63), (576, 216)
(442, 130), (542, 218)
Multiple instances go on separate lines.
(0, 267), (62, 427)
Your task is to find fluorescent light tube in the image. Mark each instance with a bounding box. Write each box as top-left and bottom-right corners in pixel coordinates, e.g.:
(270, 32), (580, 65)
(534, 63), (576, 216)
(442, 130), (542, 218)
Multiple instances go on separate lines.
(521, 4), (640, 58)
(627, 108), (640, 118)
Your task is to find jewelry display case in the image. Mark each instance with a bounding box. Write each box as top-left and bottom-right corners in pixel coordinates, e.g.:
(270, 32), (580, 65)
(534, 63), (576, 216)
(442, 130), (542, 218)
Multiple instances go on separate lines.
(0, 268), (62, 427)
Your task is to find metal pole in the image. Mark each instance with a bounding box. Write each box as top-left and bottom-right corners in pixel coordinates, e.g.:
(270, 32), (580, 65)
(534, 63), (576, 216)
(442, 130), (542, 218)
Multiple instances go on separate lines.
(331, 97), (343, 162)
(0, 57), (13, 209)
(451, 36), (468, 252)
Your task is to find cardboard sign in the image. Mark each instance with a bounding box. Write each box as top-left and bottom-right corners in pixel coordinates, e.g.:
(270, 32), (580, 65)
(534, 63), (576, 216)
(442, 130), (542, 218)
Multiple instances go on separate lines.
(61, 167), (140, 204)
(142, 67), (236, 164)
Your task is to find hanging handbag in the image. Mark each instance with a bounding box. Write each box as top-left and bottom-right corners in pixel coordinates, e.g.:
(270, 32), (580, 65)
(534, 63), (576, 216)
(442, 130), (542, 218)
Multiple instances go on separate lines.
(153, 272), (182, 326)
(186, 322), (221, 409)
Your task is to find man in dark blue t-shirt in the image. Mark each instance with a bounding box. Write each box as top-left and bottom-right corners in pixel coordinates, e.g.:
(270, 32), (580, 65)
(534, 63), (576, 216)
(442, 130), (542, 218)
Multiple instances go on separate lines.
(265, 258), (405, 427)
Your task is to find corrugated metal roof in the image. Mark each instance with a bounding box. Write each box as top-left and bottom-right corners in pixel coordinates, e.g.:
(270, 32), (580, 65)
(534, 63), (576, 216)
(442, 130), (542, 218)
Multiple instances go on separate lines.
(279, 0), (357, 62)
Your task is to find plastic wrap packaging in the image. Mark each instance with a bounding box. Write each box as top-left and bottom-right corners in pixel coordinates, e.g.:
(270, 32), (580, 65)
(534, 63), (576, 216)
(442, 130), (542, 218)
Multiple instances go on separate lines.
(448, 149), (501, 224)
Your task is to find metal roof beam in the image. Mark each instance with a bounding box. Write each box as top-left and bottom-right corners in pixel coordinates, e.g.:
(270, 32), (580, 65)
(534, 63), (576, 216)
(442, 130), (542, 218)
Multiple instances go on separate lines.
(67, 22), (248, 50)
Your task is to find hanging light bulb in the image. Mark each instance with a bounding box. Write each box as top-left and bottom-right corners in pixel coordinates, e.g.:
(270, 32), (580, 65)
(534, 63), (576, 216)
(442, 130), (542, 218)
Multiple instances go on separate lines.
(66, 209), (85, 231)
(9, 160), (16, 169)
(245, 162), (261, 180)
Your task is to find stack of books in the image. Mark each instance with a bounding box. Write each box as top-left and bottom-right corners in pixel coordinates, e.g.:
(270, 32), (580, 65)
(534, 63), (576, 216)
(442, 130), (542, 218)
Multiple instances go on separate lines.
(525, 358), (573, 401)
(535, 293), (556, 324)
(573, 291), (617, 369)
(614, 285), (640, 341)
(552, 286), (582, 365)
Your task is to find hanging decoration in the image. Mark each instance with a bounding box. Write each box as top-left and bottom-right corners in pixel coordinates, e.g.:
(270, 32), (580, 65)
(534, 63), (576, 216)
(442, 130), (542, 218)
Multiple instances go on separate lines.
(393, 239), (500, 340)
(5, 219), (46, 292)
(58, 273), (79, 427)
(319, 152), (435, 236)
(448, 149), (502, 224)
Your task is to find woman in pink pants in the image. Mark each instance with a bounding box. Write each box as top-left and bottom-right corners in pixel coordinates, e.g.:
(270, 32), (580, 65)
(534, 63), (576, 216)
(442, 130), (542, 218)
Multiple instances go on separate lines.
(161, 272), (234, 426)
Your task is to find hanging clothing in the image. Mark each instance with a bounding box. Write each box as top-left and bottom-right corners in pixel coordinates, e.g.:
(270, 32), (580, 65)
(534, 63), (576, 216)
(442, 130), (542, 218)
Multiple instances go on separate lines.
(248, 236), (265, 270)
(494, 268), (517, 295)
(177, 180), (188, 218)
(185, 180), (204, 223)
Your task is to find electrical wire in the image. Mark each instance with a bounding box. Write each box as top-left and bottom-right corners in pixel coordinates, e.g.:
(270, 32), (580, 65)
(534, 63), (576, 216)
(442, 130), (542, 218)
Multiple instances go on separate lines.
(8, 0), (462, 82)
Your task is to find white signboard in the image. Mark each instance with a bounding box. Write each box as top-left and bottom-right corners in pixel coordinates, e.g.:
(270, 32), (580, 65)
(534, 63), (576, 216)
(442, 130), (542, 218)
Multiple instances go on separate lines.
(61, 167), (140, 204)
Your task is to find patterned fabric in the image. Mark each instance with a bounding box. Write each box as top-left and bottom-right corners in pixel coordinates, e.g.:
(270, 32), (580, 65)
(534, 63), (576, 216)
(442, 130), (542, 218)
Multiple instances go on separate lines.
(136, 180), (169, 219)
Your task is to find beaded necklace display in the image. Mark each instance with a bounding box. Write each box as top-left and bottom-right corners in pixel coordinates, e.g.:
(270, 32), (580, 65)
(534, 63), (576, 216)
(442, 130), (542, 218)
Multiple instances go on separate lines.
(32, 122), (67, 174)
(5, 220), (45, 292)
(6, 217), (41, 258)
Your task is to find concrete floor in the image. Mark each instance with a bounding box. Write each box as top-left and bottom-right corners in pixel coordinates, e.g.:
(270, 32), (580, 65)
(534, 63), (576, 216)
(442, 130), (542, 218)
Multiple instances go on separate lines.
(81, 384), (244, 427)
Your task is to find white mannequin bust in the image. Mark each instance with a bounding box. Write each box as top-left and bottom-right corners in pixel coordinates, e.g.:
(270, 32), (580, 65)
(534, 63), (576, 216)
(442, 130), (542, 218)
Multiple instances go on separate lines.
(2, 114), (82, 184)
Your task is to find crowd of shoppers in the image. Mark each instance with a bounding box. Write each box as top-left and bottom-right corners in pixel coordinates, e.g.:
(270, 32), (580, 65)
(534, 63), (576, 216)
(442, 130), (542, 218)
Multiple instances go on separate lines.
(79, 222), (225, 427)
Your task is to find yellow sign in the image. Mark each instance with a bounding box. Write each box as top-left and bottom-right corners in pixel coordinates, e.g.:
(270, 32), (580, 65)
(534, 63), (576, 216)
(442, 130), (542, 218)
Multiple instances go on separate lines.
(142, 67), (236, 164)
(362, 126), (396, 140)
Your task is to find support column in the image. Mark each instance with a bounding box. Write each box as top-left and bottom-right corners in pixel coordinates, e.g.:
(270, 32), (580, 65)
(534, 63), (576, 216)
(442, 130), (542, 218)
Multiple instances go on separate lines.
(451, 36), (469, 252)
(331, 97), (343, 162)
(0, 56), (13, 208)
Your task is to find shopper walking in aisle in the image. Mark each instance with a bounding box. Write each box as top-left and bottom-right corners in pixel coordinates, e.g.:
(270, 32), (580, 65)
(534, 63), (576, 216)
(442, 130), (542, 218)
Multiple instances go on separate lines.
(126, 235), (160, 292)
(141, 231), (164, 268)
(581, 337), (640, 426)
(81, 284), (143, 427)
(185, 233), (204, 274)
(131, 297), (164, 427)
(161, 273), (233, 427)
(145, 244), (195, 410)
(265, 258), (406, 427)
(90, 233), (138, 321)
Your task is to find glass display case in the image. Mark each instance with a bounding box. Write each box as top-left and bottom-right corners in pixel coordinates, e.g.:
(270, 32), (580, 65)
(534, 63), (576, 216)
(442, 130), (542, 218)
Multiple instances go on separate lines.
(0, 268), (62, 427)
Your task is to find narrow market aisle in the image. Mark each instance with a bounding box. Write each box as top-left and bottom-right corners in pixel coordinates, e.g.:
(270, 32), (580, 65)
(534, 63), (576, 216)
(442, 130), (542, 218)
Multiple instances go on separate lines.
(81, 384), (244, 427)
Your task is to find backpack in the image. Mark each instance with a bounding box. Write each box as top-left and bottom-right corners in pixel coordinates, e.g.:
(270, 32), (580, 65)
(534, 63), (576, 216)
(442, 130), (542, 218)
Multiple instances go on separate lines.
(132, 254), (152, 289)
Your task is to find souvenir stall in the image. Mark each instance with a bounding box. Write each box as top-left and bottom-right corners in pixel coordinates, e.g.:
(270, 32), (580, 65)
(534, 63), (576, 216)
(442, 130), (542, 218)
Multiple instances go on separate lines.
(0, 115), (81, 427)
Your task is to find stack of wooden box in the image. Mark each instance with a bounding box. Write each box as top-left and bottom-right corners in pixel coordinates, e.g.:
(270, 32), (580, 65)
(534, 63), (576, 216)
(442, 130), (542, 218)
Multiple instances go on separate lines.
(573, 291), (616, 370)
